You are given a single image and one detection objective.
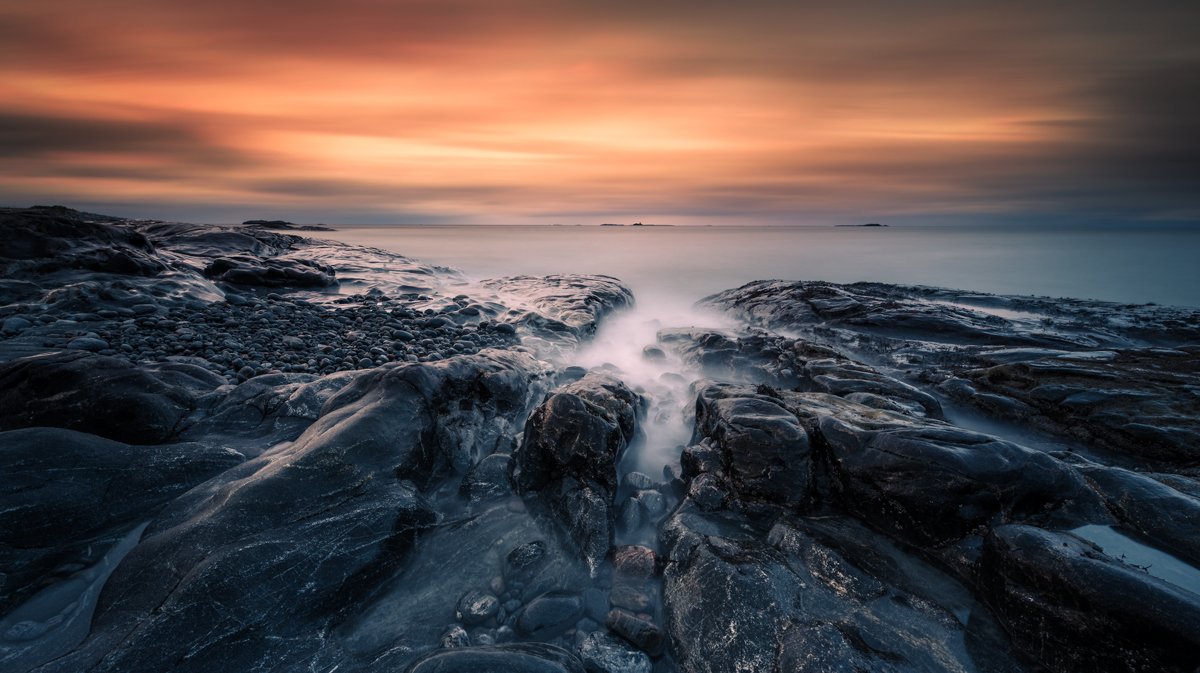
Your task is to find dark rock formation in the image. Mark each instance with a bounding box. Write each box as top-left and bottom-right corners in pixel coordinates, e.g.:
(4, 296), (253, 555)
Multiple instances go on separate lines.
(512, 374), (643, 575)
(0, 427), (242, 615)
(30, 352), (545, 673)
(0, 206), (164, 279)
(482, 275), (634, 346)
(203, 255), (337, 288)
(658, 327), (941, 418)
(703, 280), (1200, 465)
(0, 351), (223, 444)
(980, 524), (1200, 673)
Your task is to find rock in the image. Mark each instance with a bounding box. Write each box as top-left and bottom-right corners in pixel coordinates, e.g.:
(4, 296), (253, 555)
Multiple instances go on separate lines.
(621, 471), (656, 491)
(512, 374), (642, 574)
(695, 381), (1104, 546)
(951, 347), (1200, 462)
(203, 255), (337, 288)
(0, 206), (164, 277)
(608, 585), (652, 611)
(641, 345), (666, 361)
(0, 352), (218, 444)
(460, 454), (514, 503)
(693, 383), (812, 508)
(603, 609), (663, 656)
(516, 592), (585, 640)
(576, 632), (651, 673)
(611, 546), (658, 580)
(658, 327), (942, 418)
(0, 427), (243, 615)
(481, 275), (634, 347)
(456, 590), (500, 625)
(33, 352), (545, 673)
(2, 316), (32, 334)
(660, 505), (1023, 673)
(702, 280), (1200, 463)
(506, 541), (549, 579)
(404, 643), (586, 673)
(440, 625), (471, 648)
(980, 524), (1200, 673)
(66, 336), (108, 351)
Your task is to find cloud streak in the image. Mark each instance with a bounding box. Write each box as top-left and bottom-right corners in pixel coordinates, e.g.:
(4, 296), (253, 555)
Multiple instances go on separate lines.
(0, 0), (1196, 223)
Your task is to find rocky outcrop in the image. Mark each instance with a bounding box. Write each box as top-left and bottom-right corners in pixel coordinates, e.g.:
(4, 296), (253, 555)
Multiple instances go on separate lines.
(0, 206), (164, 279)
(203, 254), (337, 288)
(702, 280), (1200, 465)
(0, 427), (242, 616)
(512, 374), (643, 575)
(980, 524), (1200, 673)
(0, 351), (224, 444)
(482, 275), (634, 346)
(658, 327), (942, 418)
(944, 346), (1200, 462)
(29, 351), (547, 673)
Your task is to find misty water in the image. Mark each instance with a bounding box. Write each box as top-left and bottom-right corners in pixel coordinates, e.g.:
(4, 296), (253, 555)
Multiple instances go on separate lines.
(322, 224), (1200, 308)
(322, 223), (1200, 475)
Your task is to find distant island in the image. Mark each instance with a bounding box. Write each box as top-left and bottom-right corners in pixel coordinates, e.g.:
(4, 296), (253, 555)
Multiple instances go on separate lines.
(836, 222), (888, 227)
(243, 219), (336, 232)
(599, 222), (673, 227)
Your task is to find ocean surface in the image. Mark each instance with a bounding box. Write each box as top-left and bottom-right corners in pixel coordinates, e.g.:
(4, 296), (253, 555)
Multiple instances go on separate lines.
(319, 224), (1200, 308)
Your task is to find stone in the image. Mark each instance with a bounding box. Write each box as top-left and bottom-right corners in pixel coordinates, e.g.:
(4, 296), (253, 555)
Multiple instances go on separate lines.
(577, 632), (651, 673)
(603, 609), (663, 656)
(516, 592), (585, 640)
(456, 590), (500, 625)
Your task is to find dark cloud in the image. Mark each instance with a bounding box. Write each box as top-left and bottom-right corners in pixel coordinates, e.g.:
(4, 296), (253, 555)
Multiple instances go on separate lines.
(0, 111), (248, 166)
(1, 1), (1197, 223)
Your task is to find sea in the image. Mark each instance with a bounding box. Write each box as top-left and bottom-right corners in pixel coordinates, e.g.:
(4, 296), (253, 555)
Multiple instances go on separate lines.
(319, 223), (1200, 309)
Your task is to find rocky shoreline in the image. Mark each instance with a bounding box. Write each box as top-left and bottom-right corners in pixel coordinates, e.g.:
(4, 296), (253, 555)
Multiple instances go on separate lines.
(1, 206), (1198, 673)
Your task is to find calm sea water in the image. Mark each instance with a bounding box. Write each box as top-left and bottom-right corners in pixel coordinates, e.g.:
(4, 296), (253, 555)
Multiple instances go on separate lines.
(320, 224), (1200, 308)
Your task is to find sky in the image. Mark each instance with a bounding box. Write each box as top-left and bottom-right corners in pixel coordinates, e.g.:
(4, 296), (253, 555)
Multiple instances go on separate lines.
(1, 1), (1197, 225)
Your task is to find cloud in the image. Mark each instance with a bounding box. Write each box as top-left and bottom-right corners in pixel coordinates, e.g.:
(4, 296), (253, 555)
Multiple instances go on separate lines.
(0, 1), (1197, 223)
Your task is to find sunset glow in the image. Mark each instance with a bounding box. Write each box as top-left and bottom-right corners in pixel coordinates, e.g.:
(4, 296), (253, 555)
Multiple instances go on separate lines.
(2, 1), (1197, 223)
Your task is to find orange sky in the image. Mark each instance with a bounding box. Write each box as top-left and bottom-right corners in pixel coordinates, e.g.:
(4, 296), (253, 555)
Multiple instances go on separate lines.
(1, 1), (1197, 224)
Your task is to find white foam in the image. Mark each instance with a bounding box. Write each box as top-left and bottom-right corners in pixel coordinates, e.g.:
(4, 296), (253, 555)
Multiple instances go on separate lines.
(565, 289), (736, 475)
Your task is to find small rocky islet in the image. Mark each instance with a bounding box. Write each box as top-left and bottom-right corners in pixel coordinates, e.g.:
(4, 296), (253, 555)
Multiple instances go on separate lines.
(1, 205), (1199, 673)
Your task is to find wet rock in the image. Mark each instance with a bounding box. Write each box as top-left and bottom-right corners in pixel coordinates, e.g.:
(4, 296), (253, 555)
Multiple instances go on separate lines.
(460, 454), (514, 503)
(693, 383), (812, 509)
(516, 592), (585, 640)
(203, 255), (337, 288)
(980, 524), (1200, 673)
(440, 625), (471, 648)
(660, 505), (1024, 673)
(577, 632), (651, 673)
(703, 280), (1200, 463)
(0, 427), (243, 615)
(65, 336), (108, 351)
(604, 609), (663, 656)
(612, 546), (659, 580)
(481, 275), (634, 347)
(0, 206), (164, 278)
(0, 351), (218, 444)
(405, 643), (586, 673)
(456, 590), (500, 625)
(513, 374), (643, 574)
(33, 352), (543, 673)
(950, 347), (1200, 462)
(506, 541), (549, 580)
(696, 381), (1103, 546)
